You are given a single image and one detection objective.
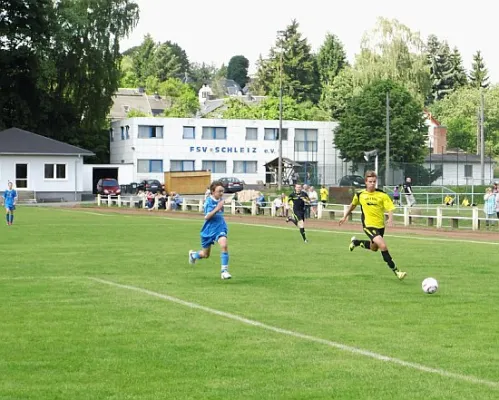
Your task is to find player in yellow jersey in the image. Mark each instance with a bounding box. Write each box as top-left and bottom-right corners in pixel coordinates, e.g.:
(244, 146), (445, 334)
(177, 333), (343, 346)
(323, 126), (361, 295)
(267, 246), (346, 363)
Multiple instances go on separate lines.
(319, 185), (328, 208)
(338, 170), (407, 280)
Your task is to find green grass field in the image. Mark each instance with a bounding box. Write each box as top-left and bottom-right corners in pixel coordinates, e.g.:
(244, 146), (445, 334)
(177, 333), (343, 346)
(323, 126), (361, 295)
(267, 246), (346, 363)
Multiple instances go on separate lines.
(1, 207), (498, 399)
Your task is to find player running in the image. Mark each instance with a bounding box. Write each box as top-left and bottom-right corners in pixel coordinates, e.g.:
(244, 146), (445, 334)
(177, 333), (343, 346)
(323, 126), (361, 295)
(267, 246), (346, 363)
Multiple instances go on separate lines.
(286, 183), (310, 243)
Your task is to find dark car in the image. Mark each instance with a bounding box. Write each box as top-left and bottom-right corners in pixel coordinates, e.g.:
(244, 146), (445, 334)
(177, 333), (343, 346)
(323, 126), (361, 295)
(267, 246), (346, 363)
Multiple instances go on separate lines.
(136, 179), (163, 194)
(339, 175), (366, 188)
(219, 177), (244, 193)
(97, 178), (121, 195)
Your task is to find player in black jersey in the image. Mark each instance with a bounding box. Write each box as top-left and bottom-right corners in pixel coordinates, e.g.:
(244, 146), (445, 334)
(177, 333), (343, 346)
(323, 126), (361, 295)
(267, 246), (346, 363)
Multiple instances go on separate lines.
(286, 184), (310, 242)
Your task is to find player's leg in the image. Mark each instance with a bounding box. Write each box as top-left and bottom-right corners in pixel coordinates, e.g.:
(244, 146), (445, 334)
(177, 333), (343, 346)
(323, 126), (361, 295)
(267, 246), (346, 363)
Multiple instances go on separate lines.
(297, 217), (307, 242)
(371, 234), (406, 280)
(286, 210), (298, 226)
(189, 234), (213, 264)
(217, 235), (231, 279)
(9, 206), (14, 225)
(5, 207), (9, 225)
(350, 227), (373, 251)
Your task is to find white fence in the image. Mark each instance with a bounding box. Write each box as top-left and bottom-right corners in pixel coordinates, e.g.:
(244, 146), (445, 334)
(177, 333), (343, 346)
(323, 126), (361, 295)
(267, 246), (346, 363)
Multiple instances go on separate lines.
(96, 194), (498, 231)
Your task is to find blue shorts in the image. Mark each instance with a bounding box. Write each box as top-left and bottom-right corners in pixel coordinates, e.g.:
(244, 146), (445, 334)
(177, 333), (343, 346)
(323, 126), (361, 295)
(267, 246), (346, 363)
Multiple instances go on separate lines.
(5, 205), (15, 211)
(201, 231), (227, 249)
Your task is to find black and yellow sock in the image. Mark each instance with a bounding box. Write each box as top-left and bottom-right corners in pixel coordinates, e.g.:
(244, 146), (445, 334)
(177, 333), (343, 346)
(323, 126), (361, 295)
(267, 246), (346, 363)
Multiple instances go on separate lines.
(381, 250), (397, 272)
(299, 228), (307, 241)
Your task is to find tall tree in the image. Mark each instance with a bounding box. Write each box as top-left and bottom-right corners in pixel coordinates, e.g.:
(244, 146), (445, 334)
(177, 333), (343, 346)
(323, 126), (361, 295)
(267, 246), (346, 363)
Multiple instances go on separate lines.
(132, 34), (156, 86)
(353, 18), (431, 104)
(449, 47), (468, 88)
(334, 79), (426, 169)
(158, 78), (199, 118)
(163, 40), (190, 74)
(152, 42), (183, 82)
(319, 67), (357, 119)
(316, 33), (347, 87)
(426, 35), (454, 103)
(254, 20), (320, 103)
(469, 50), (489, 89)
(227, 55), (250, 88)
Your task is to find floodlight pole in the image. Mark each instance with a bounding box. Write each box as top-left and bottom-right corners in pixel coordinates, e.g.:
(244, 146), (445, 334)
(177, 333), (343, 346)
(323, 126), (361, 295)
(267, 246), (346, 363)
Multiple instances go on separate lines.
(277, 34), (284, 190)
(375, 154), (379, 188)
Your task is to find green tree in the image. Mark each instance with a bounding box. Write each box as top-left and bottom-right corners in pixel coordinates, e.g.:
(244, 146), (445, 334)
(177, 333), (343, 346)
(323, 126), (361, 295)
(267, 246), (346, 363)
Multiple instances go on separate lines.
(152, 42), (183, 82)
(254, 20), (320, 103)
(158, 78), (199, 117)
(163, 40), (190, 74)
(426, 35), (454, 103)
(188, 62), (218, 91)
(316, 33), (348, 87)
(227, 55), (250, 88)
(353, 18), (431, 104)
(469, 50), (489, 89)
(319, 67), (358, 119)
(132, 34), (157, 86)
(119, 55), (139, 87)
(334, 79), (426, 169)
(449, 47), (468, 88)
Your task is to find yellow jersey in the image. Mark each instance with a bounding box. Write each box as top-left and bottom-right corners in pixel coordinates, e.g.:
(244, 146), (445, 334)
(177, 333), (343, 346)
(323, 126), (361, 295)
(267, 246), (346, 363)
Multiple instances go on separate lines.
(351, 189), (395, 228)
(320, 188), (328, 201)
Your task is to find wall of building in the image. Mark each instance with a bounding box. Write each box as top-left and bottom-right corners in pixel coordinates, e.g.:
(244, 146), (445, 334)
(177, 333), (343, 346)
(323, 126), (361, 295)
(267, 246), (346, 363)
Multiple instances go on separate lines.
(0, 155), (85, 193)
(110, 117), (344, 185)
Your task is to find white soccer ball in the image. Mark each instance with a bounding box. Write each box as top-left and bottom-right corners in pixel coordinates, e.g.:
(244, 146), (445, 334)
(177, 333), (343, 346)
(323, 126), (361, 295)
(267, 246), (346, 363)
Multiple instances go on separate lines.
(422, 277), (439, 294)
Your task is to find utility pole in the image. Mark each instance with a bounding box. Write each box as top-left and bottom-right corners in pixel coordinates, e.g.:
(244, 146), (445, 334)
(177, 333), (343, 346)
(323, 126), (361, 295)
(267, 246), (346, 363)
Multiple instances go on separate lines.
(480, 88), (485, 185)
(385, 91), (390, 188)
(277, 33), (284, 190)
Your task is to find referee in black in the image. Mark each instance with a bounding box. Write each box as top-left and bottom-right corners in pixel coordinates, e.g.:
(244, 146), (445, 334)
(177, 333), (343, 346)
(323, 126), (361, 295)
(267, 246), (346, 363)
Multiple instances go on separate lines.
(286, 184), (310, 243)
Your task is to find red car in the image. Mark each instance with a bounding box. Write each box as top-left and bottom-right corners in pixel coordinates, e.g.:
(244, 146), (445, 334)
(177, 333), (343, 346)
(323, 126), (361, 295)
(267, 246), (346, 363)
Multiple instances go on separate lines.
(97, 178), (121, 195)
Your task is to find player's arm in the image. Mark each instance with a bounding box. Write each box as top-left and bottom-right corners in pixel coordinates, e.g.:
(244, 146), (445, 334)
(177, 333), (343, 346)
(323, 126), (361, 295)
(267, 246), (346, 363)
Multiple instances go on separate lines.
(204, 200), (224, 220)
(386, 209), (394, 226)
(339, 203), (357, 225)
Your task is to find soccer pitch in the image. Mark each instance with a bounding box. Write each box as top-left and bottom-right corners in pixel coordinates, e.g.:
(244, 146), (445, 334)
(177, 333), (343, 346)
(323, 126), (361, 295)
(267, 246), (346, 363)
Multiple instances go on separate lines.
(1, 208), (498, 399)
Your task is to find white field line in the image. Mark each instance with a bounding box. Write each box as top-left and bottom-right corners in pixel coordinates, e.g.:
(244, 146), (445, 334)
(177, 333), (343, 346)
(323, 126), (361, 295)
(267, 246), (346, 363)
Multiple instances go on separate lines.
(51, 209), (499, 246)
(0, 276), (81, 281)
(89, 277), (499, 389)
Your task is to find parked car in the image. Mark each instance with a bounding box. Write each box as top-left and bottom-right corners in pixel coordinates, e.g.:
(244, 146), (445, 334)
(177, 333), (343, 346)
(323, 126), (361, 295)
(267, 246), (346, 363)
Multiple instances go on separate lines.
(97, 178), (121, 195)
(339, 175), (366, 188)
(136, 179), (164, 194)
(219, 177), (244, 193)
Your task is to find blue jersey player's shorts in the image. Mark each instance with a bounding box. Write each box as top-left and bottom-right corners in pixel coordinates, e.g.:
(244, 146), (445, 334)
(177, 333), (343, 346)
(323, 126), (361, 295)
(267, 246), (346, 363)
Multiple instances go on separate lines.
(5, 204), (15, 211)
(201, 230), (227, 249)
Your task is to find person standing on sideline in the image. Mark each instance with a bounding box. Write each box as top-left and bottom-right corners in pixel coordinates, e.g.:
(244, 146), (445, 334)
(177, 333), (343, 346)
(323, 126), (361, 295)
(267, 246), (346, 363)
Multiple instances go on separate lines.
(402, 177), (416, 207)
(2, 181), (17, 226)
(338, 171), (407, 281)
(286, 183), (310, 243)
(320, 185), (329, 208)
(393, 186), (400, 206)
(189, 181), (232, 280)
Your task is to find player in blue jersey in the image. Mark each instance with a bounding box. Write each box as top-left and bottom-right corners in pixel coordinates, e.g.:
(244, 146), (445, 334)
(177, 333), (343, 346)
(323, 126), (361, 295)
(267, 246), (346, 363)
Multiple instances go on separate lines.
(188, 181), (232, 280)
(2, 181), (17, 226)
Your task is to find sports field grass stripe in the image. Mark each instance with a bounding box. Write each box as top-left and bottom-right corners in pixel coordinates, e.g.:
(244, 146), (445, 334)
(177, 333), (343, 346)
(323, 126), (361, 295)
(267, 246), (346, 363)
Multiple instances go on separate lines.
(89, 277), (499, 390)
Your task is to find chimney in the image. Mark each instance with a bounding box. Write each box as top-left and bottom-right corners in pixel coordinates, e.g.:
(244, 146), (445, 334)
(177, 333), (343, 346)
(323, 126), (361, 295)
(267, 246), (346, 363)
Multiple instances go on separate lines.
(433, 126), (447, 154)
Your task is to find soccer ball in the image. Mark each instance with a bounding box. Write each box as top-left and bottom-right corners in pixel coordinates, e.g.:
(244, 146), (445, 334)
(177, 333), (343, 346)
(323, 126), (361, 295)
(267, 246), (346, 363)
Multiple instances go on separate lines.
(422, 277), (439, 294)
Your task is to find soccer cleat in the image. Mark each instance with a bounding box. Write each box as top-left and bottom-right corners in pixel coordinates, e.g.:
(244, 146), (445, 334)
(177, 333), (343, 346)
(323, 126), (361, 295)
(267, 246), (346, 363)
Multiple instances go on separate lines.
(396, 271), (407, 280)
(221, 270), (232, 280)
(188, 250), (197, 265)
(304, 239), (308, 243)
(285, 216), (290, 223)
(349, 236), (357, 252)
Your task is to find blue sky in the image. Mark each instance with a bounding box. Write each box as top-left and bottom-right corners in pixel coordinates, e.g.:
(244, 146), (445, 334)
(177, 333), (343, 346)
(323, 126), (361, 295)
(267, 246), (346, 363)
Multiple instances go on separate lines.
(120, 0), (497, 83)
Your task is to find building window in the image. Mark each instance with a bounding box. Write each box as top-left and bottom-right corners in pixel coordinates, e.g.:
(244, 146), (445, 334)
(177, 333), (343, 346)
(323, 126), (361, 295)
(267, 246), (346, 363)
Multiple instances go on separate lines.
(125, 125), (130, 139)
(183, 126), (195, 139)
(264, 128), (288, 141)
(234, 161), (257, 174)
(15, 163), (28, 188)
(295, 129), (318, 152)
(245, 127), (258, 141)
(44, 164), (66, 180)
(137, 159), (163, 173)
(138, 125), (163, 139)
(202, 160), (226, 173)
(464, 164), (473, 178)
(170, 160), (195, 172)
(109, 128), (114, 142)
(202, 127), (226, 140)
(121, 126), (125, 140)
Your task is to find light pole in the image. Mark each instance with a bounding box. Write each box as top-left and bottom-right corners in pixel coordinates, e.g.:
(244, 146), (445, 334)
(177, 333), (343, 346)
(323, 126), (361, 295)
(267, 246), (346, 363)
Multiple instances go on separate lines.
(277, 31), (285, 190)
(364, 149), (379, 188)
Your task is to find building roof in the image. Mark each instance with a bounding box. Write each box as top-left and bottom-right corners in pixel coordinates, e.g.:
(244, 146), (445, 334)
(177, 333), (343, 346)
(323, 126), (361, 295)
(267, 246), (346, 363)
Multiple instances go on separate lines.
(0, 128), (95, 156)
(109, 88), (169, 120)
(425, 153), (494, 163)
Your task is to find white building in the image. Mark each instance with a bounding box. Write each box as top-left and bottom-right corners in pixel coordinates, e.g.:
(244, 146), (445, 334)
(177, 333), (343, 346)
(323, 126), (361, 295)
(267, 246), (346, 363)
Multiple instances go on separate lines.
(0, 127), (94, 201)
(110, 117), (344, 186)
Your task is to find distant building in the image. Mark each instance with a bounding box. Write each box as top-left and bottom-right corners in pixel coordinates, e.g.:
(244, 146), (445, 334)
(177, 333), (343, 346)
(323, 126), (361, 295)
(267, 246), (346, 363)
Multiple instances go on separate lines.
(109, 88), (169, 121)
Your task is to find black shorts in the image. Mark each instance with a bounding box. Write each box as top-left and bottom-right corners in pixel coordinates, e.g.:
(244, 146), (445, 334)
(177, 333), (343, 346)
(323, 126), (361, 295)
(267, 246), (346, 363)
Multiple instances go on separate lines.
(291, 209), (305, 222)
(363, 227), (385, 241)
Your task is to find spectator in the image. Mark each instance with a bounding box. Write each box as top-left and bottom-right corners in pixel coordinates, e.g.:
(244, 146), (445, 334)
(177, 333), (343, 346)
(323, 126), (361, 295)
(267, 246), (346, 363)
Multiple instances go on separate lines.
(273, 195), (284, 217)
(308, 186), (318, 218)
(402, 177), (416, 207)
(444, 195), (455, 206)
(393, 186), (400, 206)
(483, 187), (496, 229)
